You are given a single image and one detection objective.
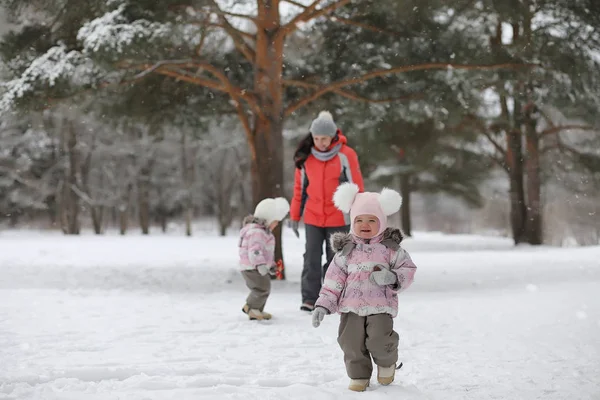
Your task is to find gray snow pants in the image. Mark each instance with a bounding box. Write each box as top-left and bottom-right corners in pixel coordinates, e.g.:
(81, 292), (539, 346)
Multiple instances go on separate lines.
(301, 224), (349, 304)
(241, 270), (271, 311)
(337, 312), (399, 379)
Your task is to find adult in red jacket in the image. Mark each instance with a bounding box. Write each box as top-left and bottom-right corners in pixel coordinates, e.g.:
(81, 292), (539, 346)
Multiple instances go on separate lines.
(290, 111), (364, 312)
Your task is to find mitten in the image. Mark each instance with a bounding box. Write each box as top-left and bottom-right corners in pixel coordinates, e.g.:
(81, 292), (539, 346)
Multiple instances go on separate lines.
(257, 264), (270, 276)
(312, 307), (328, 328)
(369, 266), (397, 286)
(289, 220), (300, 238)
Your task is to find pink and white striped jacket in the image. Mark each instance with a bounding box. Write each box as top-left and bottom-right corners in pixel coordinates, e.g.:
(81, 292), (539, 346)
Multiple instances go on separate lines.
(238, 216), (275, 271)
(315, 228), (416, 318)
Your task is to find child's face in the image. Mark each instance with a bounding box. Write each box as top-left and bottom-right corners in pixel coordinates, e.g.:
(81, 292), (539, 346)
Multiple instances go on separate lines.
(268, 221), (279, 231)
(353, 214), (380, 239)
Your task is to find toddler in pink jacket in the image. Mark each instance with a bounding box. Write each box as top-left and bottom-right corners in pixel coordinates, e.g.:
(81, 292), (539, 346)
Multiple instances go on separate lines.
(312, 182), (417, 392)
(238, 197), (290, 321)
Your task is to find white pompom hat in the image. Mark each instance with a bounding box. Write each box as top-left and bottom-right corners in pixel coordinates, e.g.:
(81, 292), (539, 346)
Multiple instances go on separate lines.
(333, 183), (402, 236)
(253, 197), (290, 224)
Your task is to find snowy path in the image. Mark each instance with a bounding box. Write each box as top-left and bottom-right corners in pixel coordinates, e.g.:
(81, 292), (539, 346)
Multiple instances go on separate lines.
(1, 231), (599, 399)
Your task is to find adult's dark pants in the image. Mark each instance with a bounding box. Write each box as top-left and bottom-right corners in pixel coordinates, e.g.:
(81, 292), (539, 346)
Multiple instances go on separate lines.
(301, 223), (350, 304)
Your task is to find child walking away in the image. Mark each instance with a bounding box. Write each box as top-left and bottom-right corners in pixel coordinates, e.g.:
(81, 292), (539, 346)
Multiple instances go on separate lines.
(239, 197), (290, 321)
(311, 183), (417, 392)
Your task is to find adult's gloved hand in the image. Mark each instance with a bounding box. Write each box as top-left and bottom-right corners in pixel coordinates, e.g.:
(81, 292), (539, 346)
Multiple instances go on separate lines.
(290, 220), (300, 238)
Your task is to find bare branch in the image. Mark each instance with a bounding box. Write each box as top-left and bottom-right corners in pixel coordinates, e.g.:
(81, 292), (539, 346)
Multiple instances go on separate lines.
(207, 0), (256, 62)
(215, 10), (256, 21)
(69, 183), (95, 206)
(286, 62), (536, 116)
(186, 21), (256, 40)
(282, 0), (309, 8)
(233, 100), (255, 160)
(299, 0), (352, 26)
(169, 4), (257, 22)
(279, 0), (352, 38)
(329, 15), (405, 36)
(487, 154), (509, 171)
(280, 0), (323, 36)
(480, 129), (507, 157)
(195, 19), (210, 56)
(282, 0), (403, 36)
(541, 125), (597, 136)
(283, 79), (420, 103)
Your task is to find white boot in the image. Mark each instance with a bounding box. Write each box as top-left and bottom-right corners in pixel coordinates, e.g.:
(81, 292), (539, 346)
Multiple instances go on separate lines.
(348, 379), (369, 392)
(242, 304), (264, 320)
(377, 365), (395, 385)
(260, 311), (272, 320)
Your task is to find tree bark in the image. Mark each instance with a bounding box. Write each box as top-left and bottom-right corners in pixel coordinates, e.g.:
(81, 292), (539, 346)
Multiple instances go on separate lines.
(119, 183), (132, 235)
(138, 168), (150, 235)
(61, 121), (80, 235)
(181, 129), (194, 237)
(399, 174), (412, 236)
(524, 110), (543, 244)
(91, 207), (104, 234)
(160, 214), (168, 233)
(250, 0), (286, 278)
(506, 128), (528, 244)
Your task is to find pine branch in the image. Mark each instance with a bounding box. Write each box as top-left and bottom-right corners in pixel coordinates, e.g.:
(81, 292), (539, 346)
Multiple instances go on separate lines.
(169, 4), (257, 22)
(328, 15), (405, 36)
(128, 59), (263, 118)
(283, 79), (420, 103)
(285, 62), (537, 116)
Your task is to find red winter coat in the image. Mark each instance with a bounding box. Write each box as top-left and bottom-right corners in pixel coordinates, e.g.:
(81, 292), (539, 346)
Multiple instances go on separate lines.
(290, 132), (364, 227)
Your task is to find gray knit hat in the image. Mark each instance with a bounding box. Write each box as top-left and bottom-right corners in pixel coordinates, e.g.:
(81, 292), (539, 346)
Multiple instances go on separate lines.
(309, 111), (337, 137)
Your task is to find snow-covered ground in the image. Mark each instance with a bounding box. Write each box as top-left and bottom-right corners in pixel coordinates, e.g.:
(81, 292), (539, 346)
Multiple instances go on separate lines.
(1, 228), (599, 400)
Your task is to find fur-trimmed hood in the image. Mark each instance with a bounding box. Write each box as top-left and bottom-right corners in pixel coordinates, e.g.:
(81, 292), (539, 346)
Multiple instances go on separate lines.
(330, 227), (404, 256)
(242, 215), (268, 228)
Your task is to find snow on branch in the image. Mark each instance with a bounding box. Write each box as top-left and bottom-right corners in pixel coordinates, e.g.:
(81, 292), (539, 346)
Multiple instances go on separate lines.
(0, 45), (98, 113)
(77, 4), (172, 55)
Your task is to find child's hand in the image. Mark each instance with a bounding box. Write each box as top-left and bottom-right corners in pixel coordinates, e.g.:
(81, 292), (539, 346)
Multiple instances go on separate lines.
(312, 307), (328, 328)
(257, 264), (270, 276)
(370, 266), (397, 286)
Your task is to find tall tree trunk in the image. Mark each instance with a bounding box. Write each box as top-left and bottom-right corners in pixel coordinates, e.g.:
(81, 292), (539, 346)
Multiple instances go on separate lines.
(91, 207), (104, 234)
(181, 129), (194, 237)
(501, 92), (528, 245)
(138, 169), (150, 235)
(81, 133), (103, 234)
(119, 206), (128, 235)
(252, 0), (286, 278)
(119, 183), (132, 235)
(399, 174), (412, 236)
(506, 128), (528, 244)
(520, 11), (543, 245)
(524, 110), (543, 244)
(216, 152), (236, 237)
(61, 121), (80, 235)
(184, 208), (193, 236)
(160, 214), (167, 233)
